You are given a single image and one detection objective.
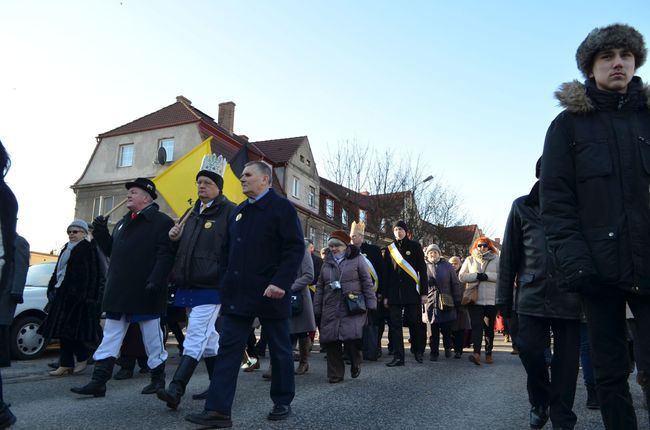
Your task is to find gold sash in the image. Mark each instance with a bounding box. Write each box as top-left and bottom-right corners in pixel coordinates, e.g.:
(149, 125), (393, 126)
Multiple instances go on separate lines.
(388, 243), (419, 284)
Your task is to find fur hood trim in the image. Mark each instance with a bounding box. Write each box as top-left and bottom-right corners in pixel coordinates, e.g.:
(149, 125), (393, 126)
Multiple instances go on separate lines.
(555, 80), (650, 113)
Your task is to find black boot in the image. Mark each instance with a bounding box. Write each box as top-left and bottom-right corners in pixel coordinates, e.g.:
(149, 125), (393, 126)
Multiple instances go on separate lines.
(586, 384), (600, 410)
(156, 356), (198, 409)
(192, 356), (216, 400)
(0, 402), (17, 428)
(70, 357), (116, 397)
(529, 405), (549, 429)
(141, 362), (165, 394)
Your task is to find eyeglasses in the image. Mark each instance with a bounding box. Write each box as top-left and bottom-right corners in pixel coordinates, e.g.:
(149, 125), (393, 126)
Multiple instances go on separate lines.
(67, 230), (82, 234)
(477, 244), (488, 248)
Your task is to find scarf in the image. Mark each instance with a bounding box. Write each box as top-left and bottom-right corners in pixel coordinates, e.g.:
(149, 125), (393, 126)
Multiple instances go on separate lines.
(54, 239), (82, 289)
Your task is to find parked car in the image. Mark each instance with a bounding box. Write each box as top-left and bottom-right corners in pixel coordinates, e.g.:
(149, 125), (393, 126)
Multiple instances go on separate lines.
(11, 262), (55, 360)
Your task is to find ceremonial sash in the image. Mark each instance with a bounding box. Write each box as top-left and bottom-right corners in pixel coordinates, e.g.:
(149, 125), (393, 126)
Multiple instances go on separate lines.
(308, 284), (316, 293)
(362, 254), (379, 292)
(388, 243), (419, 285)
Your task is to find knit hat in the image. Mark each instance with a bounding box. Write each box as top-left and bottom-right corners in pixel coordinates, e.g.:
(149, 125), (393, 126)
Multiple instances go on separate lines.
(393, 220), (409, 233)
(576, 23), (647, 78)
(425, 244), (441, 255)
(125, 177), (157, 200)
(328, 230), (350, 246)
(196, 154), (226, 191)
(68, 219), (89, 233)
(196, 170), (224, 191)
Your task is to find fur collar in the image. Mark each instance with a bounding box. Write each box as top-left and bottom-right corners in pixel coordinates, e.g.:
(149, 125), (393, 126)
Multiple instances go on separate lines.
(555, 78), (650, 113)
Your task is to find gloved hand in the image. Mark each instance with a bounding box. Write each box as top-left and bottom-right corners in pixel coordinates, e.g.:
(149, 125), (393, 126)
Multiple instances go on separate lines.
(93, 215), (109, 228)
(11, 293), (23, 304)
(476, 273), (489, 282)
(145, 282), (159, 296)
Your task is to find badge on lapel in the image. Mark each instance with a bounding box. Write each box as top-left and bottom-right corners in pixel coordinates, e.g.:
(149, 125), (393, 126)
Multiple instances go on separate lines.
(204, 221), (213, 229)
(406, 251), (411, 255)
(235, 213), (242, 222)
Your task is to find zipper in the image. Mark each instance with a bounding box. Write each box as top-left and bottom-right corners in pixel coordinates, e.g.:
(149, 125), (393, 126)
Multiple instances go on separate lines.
(617, 96), (628, 110)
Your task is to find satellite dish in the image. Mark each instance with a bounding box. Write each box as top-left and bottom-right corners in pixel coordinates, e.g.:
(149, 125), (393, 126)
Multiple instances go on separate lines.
(157, 146), (167, 165)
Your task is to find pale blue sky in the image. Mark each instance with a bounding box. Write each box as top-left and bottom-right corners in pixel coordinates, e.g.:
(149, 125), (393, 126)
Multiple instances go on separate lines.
(1, 1), (649, 251)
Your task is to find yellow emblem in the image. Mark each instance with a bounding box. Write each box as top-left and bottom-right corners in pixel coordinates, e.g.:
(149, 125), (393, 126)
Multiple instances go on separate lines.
(236, 213), (242, 221)
(406, 251), (411, 255)
(204, 221), (213, 229)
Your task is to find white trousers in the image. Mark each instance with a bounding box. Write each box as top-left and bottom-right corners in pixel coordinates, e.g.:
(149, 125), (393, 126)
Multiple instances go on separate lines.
(93, 316), (168, 369)
(183, 304), (220, 360)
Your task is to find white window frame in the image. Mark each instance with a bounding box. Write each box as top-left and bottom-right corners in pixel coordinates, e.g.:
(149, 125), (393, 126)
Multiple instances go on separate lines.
(159, 138), (175, 162)
(359, 209), (367, 223)
(292, 177), (300, 198)
(326, 199), (334, 219)
(308, 186), (316, 207)
(118, 143), (134, 167)
(92, 196), (115, 218)
(341, 208), (348, 226)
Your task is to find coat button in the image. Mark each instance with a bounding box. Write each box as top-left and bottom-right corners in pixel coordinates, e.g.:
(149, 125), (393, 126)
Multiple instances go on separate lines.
(234, 271), (239, 275)
(608, 232), (614, 237)
(236, 237), (241, 242)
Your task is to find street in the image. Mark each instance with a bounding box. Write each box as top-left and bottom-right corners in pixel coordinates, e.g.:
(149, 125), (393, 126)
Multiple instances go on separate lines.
(3, 334), (648, 430)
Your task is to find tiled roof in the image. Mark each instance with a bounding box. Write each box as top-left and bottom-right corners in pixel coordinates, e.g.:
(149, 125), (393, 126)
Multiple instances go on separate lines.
(98, 101), (201, 138)
(251, 136), (307, 165)
(435, 224), (478, 245)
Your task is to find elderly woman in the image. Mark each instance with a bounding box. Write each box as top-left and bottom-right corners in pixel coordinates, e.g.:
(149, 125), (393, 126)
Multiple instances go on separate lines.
(459, 236), (500, 365)
(314, 230), (376, 383)
(423, 245), (461, 361)
(40, 220), (101, 376)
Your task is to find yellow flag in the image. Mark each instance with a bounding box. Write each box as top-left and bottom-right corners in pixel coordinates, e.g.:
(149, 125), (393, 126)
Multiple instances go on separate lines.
(153, 137), (247, 217)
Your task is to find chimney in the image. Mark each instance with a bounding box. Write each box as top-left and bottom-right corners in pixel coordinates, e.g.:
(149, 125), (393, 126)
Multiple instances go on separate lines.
(494, 238), (501, 245)
(176, 95), (192, 105)
(218, 101), (236, 134)
(239, 135), (249, 142)
(360, 191), (370, 196)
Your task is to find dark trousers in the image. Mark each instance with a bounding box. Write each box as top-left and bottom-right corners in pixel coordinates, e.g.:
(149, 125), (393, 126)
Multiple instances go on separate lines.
(246, 328), (258, 359)
(508, 311), (519, 349)
(452, 330), (466, 354)
(467, 304), (497, 354)
(579, 322), (595, 386)
(205, 315), (294, 416)
(323, 339), (362, 380)
(373, 304), (391, 351)
(388, 304), (424, 361)
(429, 321), (453, 356)
(582, 287), (650, 430)
(517, 314), (580, 429)
(59, 338), (91, 368)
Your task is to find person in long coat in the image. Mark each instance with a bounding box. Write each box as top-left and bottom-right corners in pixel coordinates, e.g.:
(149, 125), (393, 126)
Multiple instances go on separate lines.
(289, 242), (315, 375)
(459, 236), (500, 365)
(41, 219), (101, 376)
(449, 256), (471, 359)
(422, 244), (461, 361)
(314, 230), (377, 383)
(71, 178), (175, 398)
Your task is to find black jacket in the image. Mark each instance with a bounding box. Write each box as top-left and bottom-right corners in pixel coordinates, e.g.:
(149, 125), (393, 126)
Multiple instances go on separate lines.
(540, 78), (650, 293)
(497, 182), (581, 319)
(94, 203), (175, 315)
(173, 195), (235, 290)
(219, 188), (305, 319)
(0, 182), (17, 294)
(381, 238), (427, 305)
(359, 242), (383, 293)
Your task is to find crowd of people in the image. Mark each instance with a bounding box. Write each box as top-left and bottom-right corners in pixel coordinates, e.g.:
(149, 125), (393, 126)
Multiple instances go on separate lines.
(1, 22), (650, 430)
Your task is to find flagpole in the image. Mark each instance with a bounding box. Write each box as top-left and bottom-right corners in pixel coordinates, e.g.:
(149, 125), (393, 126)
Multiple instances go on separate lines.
(103, 198), (127, 218)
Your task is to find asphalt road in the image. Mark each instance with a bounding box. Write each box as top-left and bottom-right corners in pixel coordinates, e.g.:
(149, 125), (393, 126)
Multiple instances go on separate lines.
(3, 334), (648, 429)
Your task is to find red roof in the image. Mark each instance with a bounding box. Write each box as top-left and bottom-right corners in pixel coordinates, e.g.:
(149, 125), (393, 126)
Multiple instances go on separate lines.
(251, 136), (307, 165)
(435, 224), (479, 245)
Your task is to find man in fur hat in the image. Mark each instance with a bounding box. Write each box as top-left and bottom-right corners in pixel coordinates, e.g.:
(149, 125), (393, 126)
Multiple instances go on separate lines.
(156, 155), (236, 409)
(540, 23), (650, 429)
(381, 220), (427, 366)
(72, 178), (175, 398)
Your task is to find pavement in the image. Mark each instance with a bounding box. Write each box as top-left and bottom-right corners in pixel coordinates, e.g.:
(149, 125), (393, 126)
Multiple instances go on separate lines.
(2, 334), (648, 429)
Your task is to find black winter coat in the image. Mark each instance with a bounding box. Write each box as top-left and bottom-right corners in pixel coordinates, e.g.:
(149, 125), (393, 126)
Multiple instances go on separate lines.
(173, 195), (235, 290)
(540, 78), (650, 293)
(359, 242), (383, 293)
(0, 182), (17, 294)
(497, 182), (581, 319)
(40, 240), (102, 342)
(94, 203), (175, 315)
(219, 188), (305, 319)
(381, 238), (427, 305)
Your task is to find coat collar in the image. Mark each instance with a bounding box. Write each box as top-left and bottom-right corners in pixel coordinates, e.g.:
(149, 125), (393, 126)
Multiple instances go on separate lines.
(555, 76), (650, 113)
(124, 203), (159, 222)
(241, 187), (276, 211)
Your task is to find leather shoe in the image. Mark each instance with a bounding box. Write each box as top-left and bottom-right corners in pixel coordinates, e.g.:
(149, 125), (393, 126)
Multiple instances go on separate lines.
(113, 368), (134, 380)
(268, 404), (291, 421)
(328, 376), (343, 383)
(414, 353), (423, 363)
(429, 354), (439, 362)
(386, 358), (404, 367)
(351, 366), (360, 378)
(185, 410), (232, 428)
(530, 405), (549, 429)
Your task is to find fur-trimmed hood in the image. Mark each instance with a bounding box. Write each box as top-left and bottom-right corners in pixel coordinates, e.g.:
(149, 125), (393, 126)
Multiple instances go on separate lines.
(555, 77), (650, 113)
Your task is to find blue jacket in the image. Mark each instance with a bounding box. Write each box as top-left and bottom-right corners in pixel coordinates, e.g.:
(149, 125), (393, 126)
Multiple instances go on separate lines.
(219, 188), (304, 319)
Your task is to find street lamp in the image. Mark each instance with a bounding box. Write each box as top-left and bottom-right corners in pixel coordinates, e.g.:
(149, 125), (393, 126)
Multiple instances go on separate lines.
(422, 175), (434, 184)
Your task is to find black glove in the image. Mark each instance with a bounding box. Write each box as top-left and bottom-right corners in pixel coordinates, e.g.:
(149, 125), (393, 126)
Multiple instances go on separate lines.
(92, 215), (110, 232)
(145, 282), (159, 296)
(476, 273), (489, 282)
(11, 293), (23, 304)
(427, 277), (437, 288)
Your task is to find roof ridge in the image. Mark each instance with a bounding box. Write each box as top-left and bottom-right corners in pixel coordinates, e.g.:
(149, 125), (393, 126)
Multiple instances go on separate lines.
(178, 98), (202, 120)
(252, 136), (307, 144)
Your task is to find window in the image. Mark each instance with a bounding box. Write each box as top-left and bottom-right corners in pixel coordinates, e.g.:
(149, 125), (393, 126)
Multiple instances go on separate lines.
(359, 209), (367, 223)
(300, 155), (305, 163)
(92, 196), (115, 218)
(326, 199), (334, 219)
(341, 209), (348, 226)
(292, 177), (300, 198)
(322, 232), (328, 249)
(159, 138), (174, 162)
(306, 159), (311, 166)
(118, 143), (134, 167)
(308, 186), (316, 207)
(309, 227), (316, 243)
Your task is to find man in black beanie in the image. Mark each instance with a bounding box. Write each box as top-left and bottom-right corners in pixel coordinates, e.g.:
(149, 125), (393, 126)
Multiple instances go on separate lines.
(540, 23), (650, 429)
(381, 220), (427, 366)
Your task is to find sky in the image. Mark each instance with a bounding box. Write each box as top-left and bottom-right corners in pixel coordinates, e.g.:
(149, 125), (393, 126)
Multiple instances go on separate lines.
(1, 1), (649, 253)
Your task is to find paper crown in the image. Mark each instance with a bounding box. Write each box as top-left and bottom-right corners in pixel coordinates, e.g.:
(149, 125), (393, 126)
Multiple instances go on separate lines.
(199, 154), (227, 177)
(350, 221), (365, 235)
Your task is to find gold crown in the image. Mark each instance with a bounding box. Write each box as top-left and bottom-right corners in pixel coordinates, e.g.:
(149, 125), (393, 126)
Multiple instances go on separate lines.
(350, 221), (365, 235)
